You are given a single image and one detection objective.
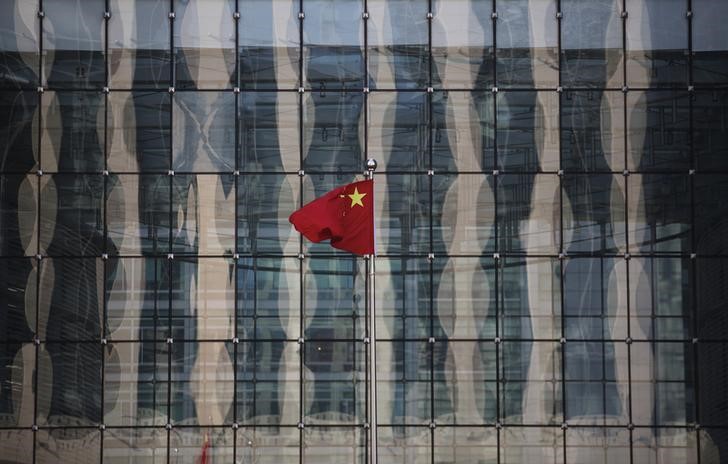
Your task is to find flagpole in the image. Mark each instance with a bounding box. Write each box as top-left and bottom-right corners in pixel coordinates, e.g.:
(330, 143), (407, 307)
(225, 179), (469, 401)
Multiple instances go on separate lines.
(366, 158), (378, 464)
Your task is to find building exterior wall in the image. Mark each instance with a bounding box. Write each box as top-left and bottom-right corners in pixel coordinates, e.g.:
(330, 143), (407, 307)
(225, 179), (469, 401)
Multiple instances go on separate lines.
(0, 0), (727, 462)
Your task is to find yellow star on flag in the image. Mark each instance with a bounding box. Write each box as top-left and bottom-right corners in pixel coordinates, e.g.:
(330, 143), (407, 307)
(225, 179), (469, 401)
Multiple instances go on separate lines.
(347, 187), (367, 208)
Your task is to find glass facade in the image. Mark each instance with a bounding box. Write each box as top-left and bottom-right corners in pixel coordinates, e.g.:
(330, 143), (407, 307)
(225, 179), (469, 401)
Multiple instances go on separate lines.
(0, 0), (727, 463)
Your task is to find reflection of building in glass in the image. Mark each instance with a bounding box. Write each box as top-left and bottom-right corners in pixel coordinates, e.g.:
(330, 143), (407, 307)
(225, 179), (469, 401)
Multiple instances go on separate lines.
(0, 0), (727, 462)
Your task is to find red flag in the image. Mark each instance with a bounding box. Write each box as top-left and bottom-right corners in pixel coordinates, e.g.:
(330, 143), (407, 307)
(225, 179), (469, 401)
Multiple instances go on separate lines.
(199, 433), (210, 464)
(289, 179), (375, 255)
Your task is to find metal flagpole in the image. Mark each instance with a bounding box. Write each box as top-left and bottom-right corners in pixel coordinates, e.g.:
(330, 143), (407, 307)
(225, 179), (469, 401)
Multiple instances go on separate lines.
(366, 158), (378, 464)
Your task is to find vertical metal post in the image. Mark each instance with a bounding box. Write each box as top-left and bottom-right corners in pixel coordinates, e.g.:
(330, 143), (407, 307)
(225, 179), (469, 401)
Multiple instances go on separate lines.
(366, 158), (378, 464)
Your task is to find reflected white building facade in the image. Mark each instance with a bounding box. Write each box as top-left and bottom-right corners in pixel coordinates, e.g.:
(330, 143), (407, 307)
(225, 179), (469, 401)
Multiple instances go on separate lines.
(0, 0), (727, 463)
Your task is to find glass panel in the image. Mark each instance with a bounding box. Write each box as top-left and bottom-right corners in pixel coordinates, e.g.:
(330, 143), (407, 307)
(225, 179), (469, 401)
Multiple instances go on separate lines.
(696, 258), (728, 341)
(433, 257), (495, 340)
(106, 258), (170, 341)
(434, 427), (498, 464)
(173, 0), (235, 89)
(375, 257), (430, 340)
(303, 0), (364, 88)
(433, 91), (491, 172)
(168, 427), (234, 462)
(701, 429), (728, 464)
(39, 174), (105, 257)
(564, 341), (629, 424)
(240, 92), (299, 172)
(499, 258), (561, 341)
(172, 92), (235, 171)
(565, 427), (630, 464)
(379, 426), (430, 463)
(377, 341), (431, 425)
(42, 0), (105, 88)
(38, 258), (103, 341)
(501, 341), (561, 425)
(237, 427), (300, 462)
(563, 257), (628, 340)
(496, 0), (558, 89)
(240, 0), (299, 89)
(694, 175), (728, 255)
(434, 173), (494, 254)
(303, 427), (365, 464)
(561, 0), (623, 88)
(432, 0), (492, 89)
(369, 91), (429, 172)
(303, 341), (365, 425)
(500, 427), (562, 464)
(37, 342), (102, 426)
(0, 174), (37, 257)
(171, 174), (235, 255)
(0, 0), (39, 87)
(0, 429), (34, 463)
(40, 91), (105, 172)
(633, 428), (698, 464)
(0, 343), (35, 427)
(35, 429), (101, 464)
(303, 91), (364, 172)
(629, 258), (692, 341)
(369, 0), (429, 90)
(237, 257), (300, 340)
(692, 0), (728, 86)
(107, 174), (171, 255)
(433, 340), (496, 424)
(237, 341), (300, 424)
(628, 174), (691, 254)
(107, 91), (171, 173)
(0, 91), (38, 173)
(169, 341), (234, 425)
(304, 257), (365, 340)
(103, 428), (168, 463)
(170, 258), (234, 341)
(104, 341), (168, 426)
(0, 259), (36, 342)
(238, 174), (300, 254)
(108, 0), (171, 88)
(631, 342), (694, 426)
(562, 174), (626, 254)
(626, 0), (687, 88)
(497, 91), (559, 172)
(498, 174), (559, 254)
(697, 343), (728, 426)
(376, 174), (430, 255)
(693, 90), (728, 171)
(627, 91), (690, 172)
(561, 91), (625, 172)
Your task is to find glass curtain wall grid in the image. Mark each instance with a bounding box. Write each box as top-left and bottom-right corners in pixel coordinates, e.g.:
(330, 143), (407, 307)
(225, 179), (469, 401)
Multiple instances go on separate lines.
(0, 0), (727, 463)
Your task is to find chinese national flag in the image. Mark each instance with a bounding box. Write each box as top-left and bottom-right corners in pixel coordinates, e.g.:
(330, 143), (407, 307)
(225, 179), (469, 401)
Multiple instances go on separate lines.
(289, 179), (374, 255)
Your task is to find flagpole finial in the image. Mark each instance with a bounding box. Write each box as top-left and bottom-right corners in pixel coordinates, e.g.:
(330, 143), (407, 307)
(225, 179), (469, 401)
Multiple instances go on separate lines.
(366, 158), (378, 173)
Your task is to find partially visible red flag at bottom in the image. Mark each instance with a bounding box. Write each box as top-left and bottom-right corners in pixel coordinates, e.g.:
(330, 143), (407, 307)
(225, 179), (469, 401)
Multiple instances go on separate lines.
(289, 179), (374, 255)
(199, 433), (210, 464)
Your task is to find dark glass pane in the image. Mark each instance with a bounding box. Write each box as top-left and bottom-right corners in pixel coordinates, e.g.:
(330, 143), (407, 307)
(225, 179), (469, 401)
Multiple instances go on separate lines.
(303, 91), (364, 172)
(43, 0), (105, 88)
(240, 92), (299, 172)
(40, 174), (105, 256)
(627, 91), (690, 171)
(376, 257), (431, 340)
(0, 91), (38, 172)
(694, 175), (728, 255)
(107, 91), (171, 172)
(432, 91), (491, 172)
(173, 0), (236, 89)
(370, 91), (429, 172)
(377, 174), (430, 255)
(41, 91), (104, 172)
(0, 0), (39, 88)
(0, 174), (36, 257)
(109, 0), (171, 88)
(692, 0), (728, 87)
(561, 0), (623, 88)
(369, 0), (429, 89)
(304, 0), (364, 88)
(693, 90), (728, 171)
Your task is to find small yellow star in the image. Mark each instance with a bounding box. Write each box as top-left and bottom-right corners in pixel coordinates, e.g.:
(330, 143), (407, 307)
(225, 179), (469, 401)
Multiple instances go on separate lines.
(347, 187), (367, 208)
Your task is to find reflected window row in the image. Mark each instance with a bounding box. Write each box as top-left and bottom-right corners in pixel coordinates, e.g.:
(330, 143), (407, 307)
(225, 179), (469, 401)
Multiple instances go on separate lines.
(2, 0), (727, 90)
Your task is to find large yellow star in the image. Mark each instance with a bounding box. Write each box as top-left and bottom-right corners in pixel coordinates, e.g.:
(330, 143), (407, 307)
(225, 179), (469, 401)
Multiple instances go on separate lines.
(347, 187), (367, 208)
